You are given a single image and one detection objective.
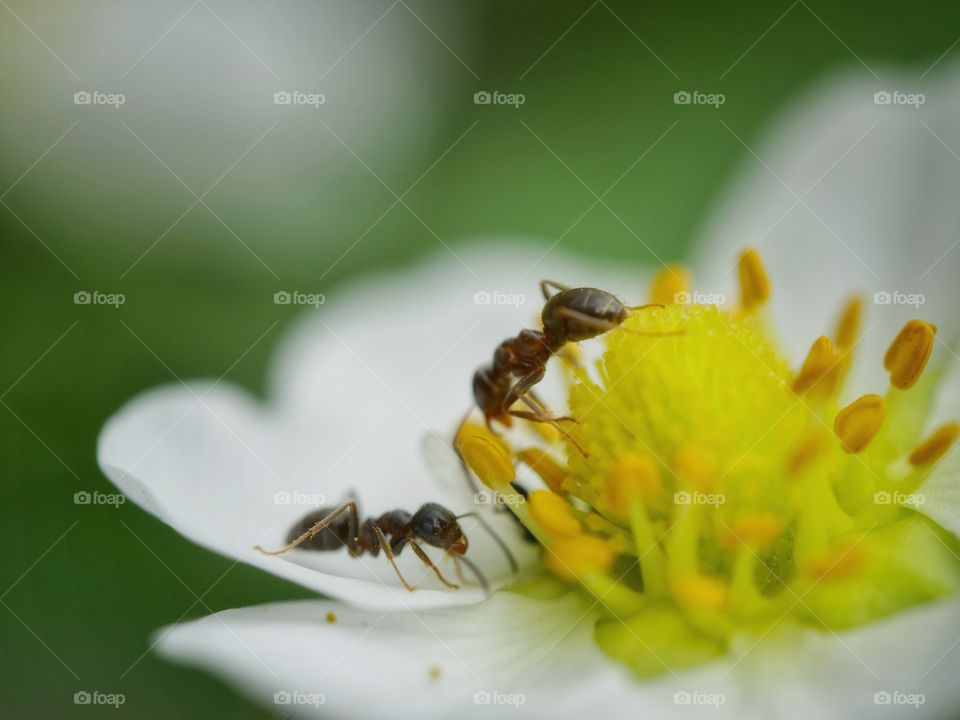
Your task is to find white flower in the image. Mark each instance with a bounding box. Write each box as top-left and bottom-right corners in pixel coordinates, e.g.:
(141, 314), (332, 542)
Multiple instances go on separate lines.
(99, 61), (960, 719)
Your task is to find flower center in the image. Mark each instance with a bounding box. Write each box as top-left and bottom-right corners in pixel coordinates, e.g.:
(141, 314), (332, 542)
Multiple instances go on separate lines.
(458, 250), (960, 677)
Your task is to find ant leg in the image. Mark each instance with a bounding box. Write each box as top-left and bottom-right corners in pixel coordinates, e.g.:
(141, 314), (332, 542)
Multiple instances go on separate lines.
(540, 279), (571, 300)
(408, 540), (459, 589)
(555, 306), (683, 337)
(451, 554), (469, 585)
(254, 501), (357, 556)
(456, 511), (518, 572)
(525, 389), (576, 424)
(626, 303), (665, 311)
(372, 525), (415, 591)
(510, 408), (588, 456)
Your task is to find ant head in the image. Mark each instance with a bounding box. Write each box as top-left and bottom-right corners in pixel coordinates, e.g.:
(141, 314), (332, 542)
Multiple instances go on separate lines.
(411, 502), (467, 554)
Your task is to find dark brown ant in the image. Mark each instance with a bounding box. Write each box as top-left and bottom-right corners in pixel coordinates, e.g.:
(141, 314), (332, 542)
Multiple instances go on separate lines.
(254, 499), (516, 592)
(471, 280), (672, 445)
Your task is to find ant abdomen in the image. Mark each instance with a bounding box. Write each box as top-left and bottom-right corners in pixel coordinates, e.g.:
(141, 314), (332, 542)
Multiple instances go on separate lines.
(542, 287), (628, 344)
(285, 507), (351, 551)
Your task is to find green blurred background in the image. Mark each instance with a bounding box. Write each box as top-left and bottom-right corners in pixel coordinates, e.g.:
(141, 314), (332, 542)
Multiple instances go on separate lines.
(1, 0), (956, 715)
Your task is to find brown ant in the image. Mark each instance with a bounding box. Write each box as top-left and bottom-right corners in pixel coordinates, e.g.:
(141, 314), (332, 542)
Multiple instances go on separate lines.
(471, 280), (672, 447)
(254, 499), (516, 592)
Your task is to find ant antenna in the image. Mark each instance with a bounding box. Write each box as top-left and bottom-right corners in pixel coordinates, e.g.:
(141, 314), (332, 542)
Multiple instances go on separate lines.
(456, 511), (518, 573)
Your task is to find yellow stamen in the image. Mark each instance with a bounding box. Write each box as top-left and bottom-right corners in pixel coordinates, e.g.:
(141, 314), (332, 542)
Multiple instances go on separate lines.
(884, 319), (937, 390)
(457, 423), (515, 488)
(544, 535), (615, 582)
(792, 336), (838, 395)
(650, 265), (690, 305)
(834, 394), (886, 454)
(787, 431), (828, 476)
(607, 454), (662, 515)
(807, 540), (867, 582)
(834, 295), (863, 350)
(909, 422), (960, 466)
(720, 514), (784, 551)
(517, 448), (568, 494)
(737, 248), (771, 310)
(672, 573), (729, 612)
(528, 490), (581, 539)
(673, 445), (716, 490)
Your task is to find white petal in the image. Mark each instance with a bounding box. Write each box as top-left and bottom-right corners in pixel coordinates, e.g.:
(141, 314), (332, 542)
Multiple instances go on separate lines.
(694, 61), (960, 398)
(912, 444), (960, 539)
(98, 241), (647, 608)
(156, 591), (960, 720)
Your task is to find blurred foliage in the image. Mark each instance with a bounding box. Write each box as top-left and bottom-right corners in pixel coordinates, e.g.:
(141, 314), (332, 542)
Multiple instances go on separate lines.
(1, 0), (957, 716)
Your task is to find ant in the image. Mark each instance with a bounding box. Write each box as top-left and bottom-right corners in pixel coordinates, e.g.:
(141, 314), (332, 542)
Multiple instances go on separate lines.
(471, 280), (672, 446)
(254, 498), (516, 592)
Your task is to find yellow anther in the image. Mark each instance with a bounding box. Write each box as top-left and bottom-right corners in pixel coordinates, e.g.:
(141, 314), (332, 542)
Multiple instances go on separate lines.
(517, 448), (568, 494)
(884, 319), (937, 390)
(673, 445), (716, 490)
(719, 514), (784, 551)
(737, 248), (771, 310)
(456, 423), (515, 489)
(787, 431), (828, 476)
(607, 454), (662, 515)
(650, 264), (690, 305)
(909, 422), (960, 467)
(544, 535), (615, 582)
(528, 490), (581, 539)
(834, 394), (886, 454)
(792, 336), (839, 395)
(808, 539), (867, 582)
(672, 573), (729, 612)
(834, 295), (863, 350)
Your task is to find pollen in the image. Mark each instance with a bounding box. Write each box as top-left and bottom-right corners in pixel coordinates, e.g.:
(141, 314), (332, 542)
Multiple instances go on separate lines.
(494, 248), (960, 678)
